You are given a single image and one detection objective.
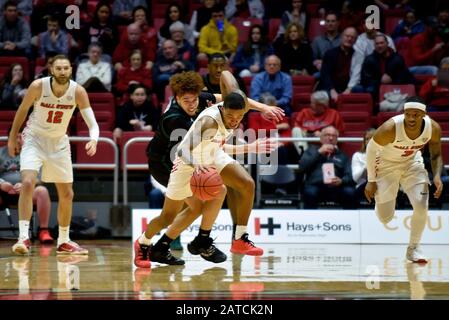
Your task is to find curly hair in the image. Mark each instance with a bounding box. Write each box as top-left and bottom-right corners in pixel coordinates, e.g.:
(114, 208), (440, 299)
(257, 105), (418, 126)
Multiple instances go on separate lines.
(169, 71), (204, 96)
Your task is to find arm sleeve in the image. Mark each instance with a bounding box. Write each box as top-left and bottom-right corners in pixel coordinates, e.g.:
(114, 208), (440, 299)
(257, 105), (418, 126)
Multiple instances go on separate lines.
(80, 107), (99, 142)
(366, 138), (383, 182)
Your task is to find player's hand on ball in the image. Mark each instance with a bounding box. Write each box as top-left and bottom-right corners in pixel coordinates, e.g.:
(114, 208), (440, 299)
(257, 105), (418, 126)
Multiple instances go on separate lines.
(433, 176), (443, 199)
(194, 164), (215, 174)
(364, 182), (377, 203)
(85, 140), (97, 157)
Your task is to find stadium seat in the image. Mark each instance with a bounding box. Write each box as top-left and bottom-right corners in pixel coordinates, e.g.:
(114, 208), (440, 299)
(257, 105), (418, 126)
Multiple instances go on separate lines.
(268, 18), (281, 41)
(414, 74), (434, 94)
(292, 75), (315, 93)
(338, 140), (361, 159)
(374, 111), (401, 127)
(291, 92), (311, 112)
(0, 56), (30, 81)
(120, 131), (155, 168)
(88, 92), (115, 112)
(75, 130), (116, 169)
(231, 17), (263, 44)
(340, 111), (372, 134)
(76, 111), (114, 133)
(337, 93), (373, 114)
(0, 111), (16, 135)
(379, 84), (416, 102)
(384, 16), (402, 35)
(307, 17), (325, 41)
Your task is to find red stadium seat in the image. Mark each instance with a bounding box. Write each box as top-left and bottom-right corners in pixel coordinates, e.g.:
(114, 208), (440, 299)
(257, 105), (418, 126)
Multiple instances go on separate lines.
(291, 92), (311, 112)
(374, 111), (401, 127)
(0, 111), (16, 135)
(339, 141), (361, 159)
(88, 92), (115, 112)
(292, 75), (315, 93)
(379, 84), (416, 102)
(337, 93), (373, 114)
(307, 17), (325, 41)
(414, 74), (434, 94)
(231, 17), (263, 44)
(120, 131), (155, 168)
(384, 16), (402, 35)
(268, 18), (281, 41)
(340, 111), (372, 134)
(76, 111), (114, 133)
(75, 130), (115, 169)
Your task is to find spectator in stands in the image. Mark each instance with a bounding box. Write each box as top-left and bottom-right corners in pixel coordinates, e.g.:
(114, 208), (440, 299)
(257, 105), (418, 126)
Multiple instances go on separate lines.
(0, 0), (32, 17)
(79, 1), (119, 57)
(250, 54), (293, 115)
(391, 9), (425, 40)
(202, 52), (246, 94)
(419, 56), (449, 111)
(168, 21), (196, 68)
(132, 5), (157, 51)
(113, 84), (160, 143)
(311, 11), (341, 74)
(274, 22), (315, 76)
(158, 2), (194, 48)
(112, 23), (155, 72)
(276, 0), (307, 39)
(34, 54), (55, 79)
(112, 0), (147, 25)
(0, 63), (27, 109)
(32, 15), (77, 58)
(153, 40), (193, 101)
(76, 43), (112, 93)
(225, 0), (265, 21)
(30, 0), (66, 35)
(0, 129), (54, 244)
(409, 16), (449, 75)
(116, 49), (152, 96)
(0, 0), (31, 57)
(197, 3), (238, 61)
(338, 1), (365, 34)
(319, 26), (359, 103)
(359, 34), (415, 99)
(232, 24), (273, 78)
(299, 125), (356, 209)
(351, 128), (376, 206)
(189, 0), (217, 39)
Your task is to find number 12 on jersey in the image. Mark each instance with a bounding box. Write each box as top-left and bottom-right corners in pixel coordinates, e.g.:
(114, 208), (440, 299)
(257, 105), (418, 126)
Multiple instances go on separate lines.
(46, 110), (63, 123)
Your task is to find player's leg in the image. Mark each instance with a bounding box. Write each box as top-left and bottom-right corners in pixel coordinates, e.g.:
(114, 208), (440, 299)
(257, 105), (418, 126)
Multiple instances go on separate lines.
(12, 170), (38, 254)
(33, 186), (53, 244)
(225, 187), (239, 239)
(220, 162), (263, 256)
(374, 200), (396, 224)
(54, 182), (87, 255)
(404, 182), (429, 263)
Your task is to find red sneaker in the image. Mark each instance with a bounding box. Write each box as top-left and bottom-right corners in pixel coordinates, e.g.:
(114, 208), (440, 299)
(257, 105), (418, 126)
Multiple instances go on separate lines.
(56, 241), (88, 255)
(134, 239), (151, 268)
(230, 233), (263, 256)
(38, 229), (54, 244)
(12, 239), (31, 255)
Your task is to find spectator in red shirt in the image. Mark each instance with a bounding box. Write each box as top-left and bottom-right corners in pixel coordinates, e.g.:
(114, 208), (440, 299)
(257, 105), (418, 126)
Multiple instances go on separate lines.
(112, 23), (155, 72)
(291, 90), (345, 155)
(419, 56), (449, 111)
(116, 49), (152, 95)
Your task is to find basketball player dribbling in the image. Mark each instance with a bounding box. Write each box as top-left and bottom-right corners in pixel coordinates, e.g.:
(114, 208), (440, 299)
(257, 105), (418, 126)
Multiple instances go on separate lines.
(8, 55), (99, 255)
(364, 97), (443, 263)
(135, 72), (278, 268)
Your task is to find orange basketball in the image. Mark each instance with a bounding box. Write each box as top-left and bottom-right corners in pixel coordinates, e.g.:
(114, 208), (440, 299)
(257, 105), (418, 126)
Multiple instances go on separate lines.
(190, 169), (224, 201)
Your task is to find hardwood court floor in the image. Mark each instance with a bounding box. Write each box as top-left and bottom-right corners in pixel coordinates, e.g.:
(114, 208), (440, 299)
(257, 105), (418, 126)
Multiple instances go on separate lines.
(0, 240), (449, 300)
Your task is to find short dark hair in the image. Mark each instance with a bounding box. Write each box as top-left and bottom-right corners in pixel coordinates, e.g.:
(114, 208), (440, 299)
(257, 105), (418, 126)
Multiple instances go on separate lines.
(211, 3), (225, 14)
(4, 1), (17, 11)
(405, 96), (425, 104)
(223, 92), (245, 110)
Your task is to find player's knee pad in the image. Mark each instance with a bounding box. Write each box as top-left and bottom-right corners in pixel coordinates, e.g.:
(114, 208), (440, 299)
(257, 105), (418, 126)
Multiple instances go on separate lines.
(375, 200), (396, 224)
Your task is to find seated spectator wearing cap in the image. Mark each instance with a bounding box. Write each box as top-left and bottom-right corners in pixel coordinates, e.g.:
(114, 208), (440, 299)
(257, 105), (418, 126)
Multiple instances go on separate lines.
(419, 56), (449, 112)
(76, 43), (112, 93)
(168, 21), (196, 68)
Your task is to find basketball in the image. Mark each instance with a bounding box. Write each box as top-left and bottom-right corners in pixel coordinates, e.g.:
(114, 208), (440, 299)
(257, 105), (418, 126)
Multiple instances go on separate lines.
(190, 169), (224, 201)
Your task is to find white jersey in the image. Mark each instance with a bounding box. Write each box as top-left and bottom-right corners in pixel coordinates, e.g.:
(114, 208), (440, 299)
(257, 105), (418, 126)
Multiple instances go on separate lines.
(177, 103), (232, 165)
(25, 77), (77, 138)
(381, 114), (432, 163)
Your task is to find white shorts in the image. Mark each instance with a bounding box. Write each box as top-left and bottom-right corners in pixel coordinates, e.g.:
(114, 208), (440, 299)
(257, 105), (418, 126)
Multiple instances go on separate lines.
(165, 148), (235, 201)
(375, 159), (429, 204)
(20, 132), (73, 183)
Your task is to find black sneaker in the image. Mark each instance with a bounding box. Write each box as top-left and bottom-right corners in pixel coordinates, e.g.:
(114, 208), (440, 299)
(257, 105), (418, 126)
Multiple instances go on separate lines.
(149, 245), (185, 265)
(187, 237), (227, 263)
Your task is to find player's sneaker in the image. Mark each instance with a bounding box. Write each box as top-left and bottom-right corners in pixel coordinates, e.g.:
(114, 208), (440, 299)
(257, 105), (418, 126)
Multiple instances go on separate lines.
(170, 236), (183, 250)
(134, 239), (151, 268)
(406, 245), (428, 263)
(12, 239), (31, 255)
(230, 233), (264, 256)
(38, 229), (54, 244)
(188, 236), (227, 263)
(149, 245), (185, 265)
(56, 241), (88, 255)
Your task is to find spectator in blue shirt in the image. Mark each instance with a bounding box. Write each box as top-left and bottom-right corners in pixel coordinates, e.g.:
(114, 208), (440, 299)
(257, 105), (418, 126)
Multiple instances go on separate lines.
(391, 9), (425, 40)
(250, 55), (293, 115)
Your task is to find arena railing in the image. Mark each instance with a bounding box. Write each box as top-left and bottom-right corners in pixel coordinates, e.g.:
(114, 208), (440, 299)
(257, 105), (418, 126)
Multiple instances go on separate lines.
(0, 136), (120, 206)
(120, 136), (449, 207)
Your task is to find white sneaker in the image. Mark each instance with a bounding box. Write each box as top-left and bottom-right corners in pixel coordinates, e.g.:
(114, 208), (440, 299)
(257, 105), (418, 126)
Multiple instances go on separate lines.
(12, 239), (31, 255)
(406, 245), (428, 263)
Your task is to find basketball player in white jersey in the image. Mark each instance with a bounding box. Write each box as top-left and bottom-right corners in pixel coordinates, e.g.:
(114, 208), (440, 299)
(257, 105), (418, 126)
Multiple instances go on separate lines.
(364, 97), (443, 263)
(7, 55), (99, 255)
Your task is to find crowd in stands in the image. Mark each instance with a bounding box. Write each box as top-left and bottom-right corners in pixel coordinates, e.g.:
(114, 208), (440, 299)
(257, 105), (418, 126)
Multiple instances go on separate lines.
(0, 0), (448, 208)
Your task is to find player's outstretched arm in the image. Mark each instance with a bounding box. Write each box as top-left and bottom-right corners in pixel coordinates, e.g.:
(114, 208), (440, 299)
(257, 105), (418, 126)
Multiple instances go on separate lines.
(76, 85), (99, 157)
(429, 119), (443, 199)
(7, 80), (41, 157)
(223, 138), (280, 155)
